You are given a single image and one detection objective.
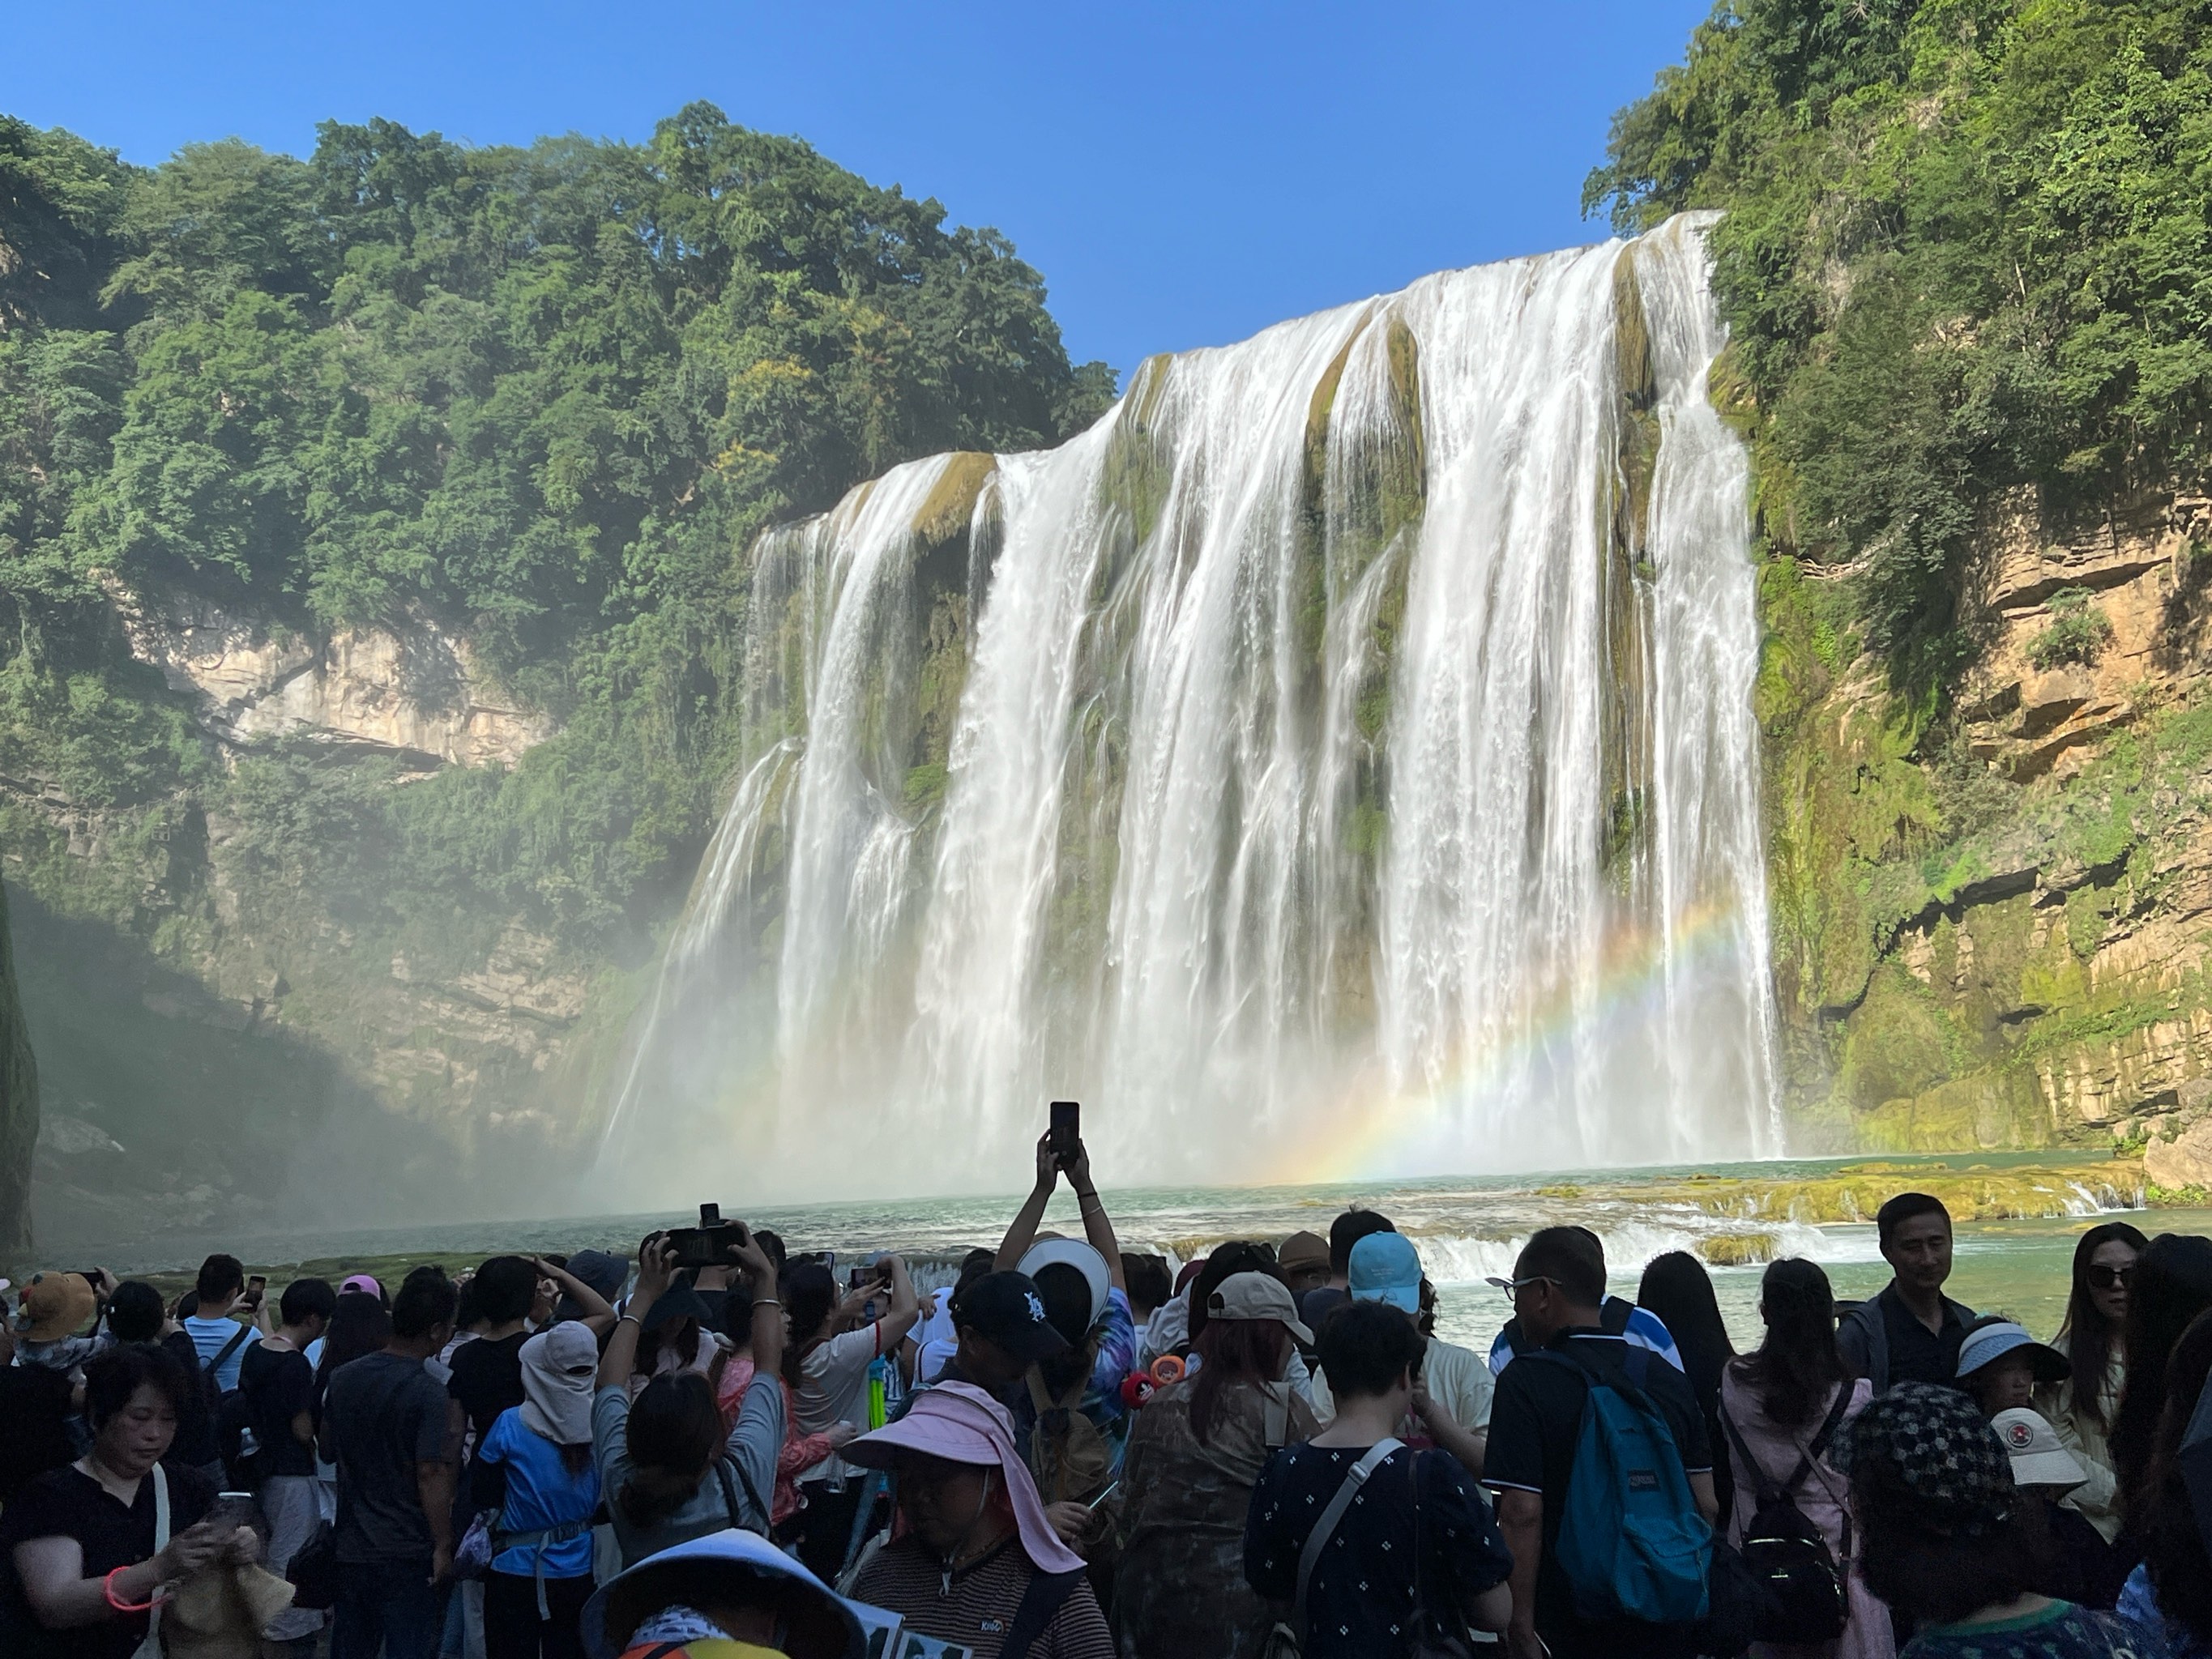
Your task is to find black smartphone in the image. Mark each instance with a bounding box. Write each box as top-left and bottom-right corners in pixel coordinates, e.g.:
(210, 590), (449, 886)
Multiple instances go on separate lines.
(246, 1274), (267, 1305)
(208, 1491), (258, 1533)
(667, 1204), (749, 1269)
(1049, 1098), (1081, 1162)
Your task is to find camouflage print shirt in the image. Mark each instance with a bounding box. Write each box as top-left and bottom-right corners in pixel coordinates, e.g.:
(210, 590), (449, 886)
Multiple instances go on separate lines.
(1111, 1376), (1317, 1659)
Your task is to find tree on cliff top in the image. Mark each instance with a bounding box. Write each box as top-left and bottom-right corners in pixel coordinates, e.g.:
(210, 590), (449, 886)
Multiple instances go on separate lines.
(1586, 0), (2212, 696)
(0, 102), (1116, 949)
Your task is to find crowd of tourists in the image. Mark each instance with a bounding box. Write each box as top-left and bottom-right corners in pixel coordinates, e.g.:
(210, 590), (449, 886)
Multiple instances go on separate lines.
(1, 1132), (2206, 1659)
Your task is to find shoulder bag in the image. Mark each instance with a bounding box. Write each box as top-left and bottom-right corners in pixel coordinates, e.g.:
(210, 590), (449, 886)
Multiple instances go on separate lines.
(127, 1464), (169, 1659)
(1259, 1437), (1402, 1659)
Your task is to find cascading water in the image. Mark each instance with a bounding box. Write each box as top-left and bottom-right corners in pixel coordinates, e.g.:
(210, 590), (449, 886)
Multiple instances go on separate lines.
(600, 214), (1780, 1200)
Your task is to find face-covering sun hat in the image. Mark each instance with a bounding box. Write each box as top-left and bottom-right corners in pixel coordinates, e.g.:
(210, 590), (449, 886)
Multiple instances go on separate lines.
(842, 1380), (1086, 1576)
(519, 1320), (597, 1446)
(579, 1526), (863, 1659)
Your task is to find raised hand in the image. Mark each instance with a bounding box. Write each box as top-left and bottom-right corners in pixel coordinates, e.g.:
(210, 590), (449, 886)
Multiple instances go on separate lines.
(634, 1232), (677, 1306)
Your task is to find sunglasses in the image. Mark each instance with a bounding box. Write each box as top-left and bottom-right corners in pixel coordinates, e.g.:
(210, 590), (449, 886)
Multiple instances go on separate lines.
(1484, 1274), (1559, 1301)
(2088, 1265), (2133, 1290)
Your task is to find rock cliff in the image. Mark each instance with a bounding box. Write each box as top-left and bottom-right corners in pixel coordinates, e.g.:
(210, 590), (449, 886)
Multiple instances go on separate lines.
(1763, 483), (2212, 1168)
(3, 583), (619, 1253)
(105, 580), (553, 768)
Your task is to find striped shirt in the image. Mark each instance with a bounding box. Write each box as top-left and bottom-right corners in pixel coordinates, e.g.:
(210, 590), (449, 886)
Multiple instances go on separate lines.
(849, 1536), (1113, 1659)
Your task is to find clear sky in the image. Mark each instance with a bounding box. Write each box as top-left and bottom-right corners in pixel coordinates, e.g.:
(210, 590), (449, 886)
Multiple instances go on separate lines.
(6, 1), (1710, 377)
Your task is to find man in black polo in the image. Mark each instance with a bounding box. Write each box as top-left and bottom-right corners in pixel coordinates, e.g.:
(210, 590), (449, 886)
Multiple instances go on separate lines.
(1484, 1227), (1717, 1659)
(1838, 1192), (1976, 1392)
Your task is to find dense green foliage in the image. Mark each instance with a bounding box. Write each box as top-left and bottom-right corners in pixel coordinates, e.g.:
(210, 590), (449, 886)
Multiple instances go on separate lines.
(1588, 0), (2212, 691)
(0, 104), (1111, 949)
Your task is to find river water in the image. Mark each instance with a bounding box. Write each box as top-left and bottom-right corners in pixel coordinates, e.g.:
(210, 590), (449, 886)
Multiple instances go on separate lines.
(88, 1154), (2189, 1354)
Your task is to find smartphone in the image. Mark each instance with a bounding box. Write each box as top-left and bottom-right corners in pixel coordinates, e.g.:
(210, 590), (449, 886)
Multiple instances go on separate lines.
(246, 1274), (267, 1305)
(208, 1492), (258, 1532)
(667, 1203), (749, 1269)
(1048, 1099), (1081, 1162)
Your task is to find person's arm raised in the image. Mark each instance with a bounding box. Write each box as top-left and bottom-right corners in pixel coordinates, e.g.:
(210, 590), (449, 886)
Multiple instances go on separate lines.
(1062, 1139), (1127, 1293)
(731, 1229), (783, 1380)
(532, 1256), (618, 1336)
(599, 1235), (675, 1393)
(995, 1134), (1061, 1272)
(873, 1255), (922, 1350)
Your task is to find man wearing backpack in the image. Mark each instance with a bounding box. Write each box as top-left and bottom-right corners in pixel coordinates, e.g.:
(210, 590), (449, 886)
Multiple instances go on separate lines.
(180, 1252), (267, 1394)
(1485, 1227), (1719, 1659)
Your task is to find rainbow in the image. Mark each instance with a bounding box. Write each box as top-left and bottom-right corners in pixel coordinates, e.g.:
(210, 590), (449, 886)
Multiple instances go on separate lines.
(1259, 898), (1757, 1188)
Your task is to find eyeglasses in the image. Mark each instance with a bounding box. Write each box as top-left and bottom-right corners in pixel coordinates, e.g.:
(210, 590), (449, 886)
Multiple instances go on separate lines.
(1484, 1274), (1559, 1301)
(2088, 1265), (2133, 1290)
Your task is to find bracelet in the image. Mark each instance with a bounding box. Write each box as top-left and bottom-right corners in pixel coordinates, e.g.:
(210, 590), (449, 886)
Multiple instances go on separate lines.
(752, 1298), (781, 1308)
(105, 1566), (161, 1614)
(616, 1313), (640, 1327)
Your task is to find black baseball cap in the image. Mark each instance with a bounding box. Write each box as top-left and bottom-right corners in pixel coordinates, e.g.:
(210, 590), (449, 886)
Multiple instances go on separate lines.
(951, 1271), (1069, 1363)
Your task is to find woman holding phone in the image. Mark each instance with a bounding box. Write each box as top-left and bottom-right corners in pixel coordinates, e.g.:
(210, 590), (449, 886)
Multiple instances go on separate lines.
(1, 1345), (259, 1659)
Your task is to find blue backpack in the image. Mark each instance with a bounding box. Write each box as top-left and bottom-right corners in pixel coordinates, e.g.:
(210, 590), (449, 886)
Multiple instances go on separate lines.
(1531, 1342), (1712, 1625)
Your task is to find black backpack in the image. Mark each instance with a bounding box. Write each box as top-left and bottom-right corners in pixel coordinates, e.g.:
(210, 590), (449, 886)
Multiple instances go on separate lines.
(1718, 1384), (1853, 1645)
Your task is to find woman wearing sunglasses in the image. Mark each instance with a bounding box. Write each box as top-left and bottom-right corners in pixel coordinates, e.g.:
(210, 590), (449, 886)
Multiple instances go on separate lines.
(2037, 1220), (2148, 1606)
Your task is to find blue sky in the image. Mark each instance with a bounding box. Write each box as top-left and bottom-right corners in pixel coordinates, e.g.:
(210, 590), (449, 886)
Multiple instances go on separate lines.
(6, 1), (1710, 377)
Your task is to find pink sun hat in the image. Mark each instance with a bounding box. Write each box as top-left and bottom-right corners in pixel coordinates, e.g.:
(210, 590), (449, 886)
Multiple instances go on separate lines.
(339, 1274), (384, 1300)
(842, 1380), (1084, 1576)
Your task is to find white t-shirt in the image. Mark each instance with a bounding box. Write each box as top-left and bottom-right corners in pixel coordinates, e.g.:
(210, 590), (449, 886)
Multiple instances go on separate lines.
(912, 1288), (959, 1384)
(181, 1315), (253, 1392)
(1309, 1333), (1492, 1430)
(794, 1321), (886, 1484)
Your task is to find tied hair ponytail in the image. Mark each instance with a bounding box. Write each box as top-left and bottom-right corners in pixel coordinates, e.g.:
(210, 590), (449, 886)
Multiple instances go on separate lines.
(779, 1262), (839, 1391)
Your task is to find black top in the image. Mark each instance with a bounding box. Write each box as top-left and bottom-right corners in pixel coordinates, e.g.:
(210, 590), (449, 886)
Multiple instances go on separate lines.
(1245, 1442), (1513, 1657)
(326, 1352), (451, 1564)
(1880, 1284), (1970, 1389)
(1484, 1328), (1713, 1657)
(0, 1363), (76, 1503)
(0, 1461), (216, 1659)
(447, 1331), (528, 1439)
(158, 1330), (220, 1469)
(239, 1341), (317, 1480)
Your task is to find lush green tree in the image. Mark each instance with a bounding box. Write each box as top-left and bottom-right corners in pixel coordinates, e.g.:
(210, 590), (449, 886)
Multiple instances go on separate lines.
(1588, 0), (2212, 692)
(0, 101), (1116, 953)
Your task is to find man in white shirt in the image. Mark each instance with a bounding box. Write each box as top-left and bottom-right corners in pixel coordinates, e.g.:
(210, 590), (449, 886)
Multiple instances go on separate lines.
(1308, 1232), (1493, 1475)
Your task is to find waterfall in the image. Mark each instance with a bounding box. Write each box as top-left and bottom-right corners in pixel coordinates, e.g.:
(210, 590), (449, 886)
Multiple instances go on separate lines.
(600, 214), (1780, 1200)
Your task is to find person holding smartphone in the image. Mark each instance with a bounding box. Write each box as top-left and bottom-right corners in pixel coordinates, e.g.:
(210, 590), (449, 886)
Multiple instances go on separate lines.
(3, 1345), (259, 1659)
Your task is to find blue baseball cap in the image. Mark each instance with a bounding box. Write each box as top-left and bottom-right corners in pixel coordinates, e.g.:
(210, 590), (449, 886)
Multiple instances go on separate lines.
(1348, 1232), (1424, 1314)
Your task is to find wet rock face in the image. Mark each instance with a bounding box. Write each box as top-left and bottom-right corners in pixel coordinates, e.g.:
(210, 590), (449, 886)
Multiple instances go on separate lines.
(1766, 485), (2212, 1156)
(105, 579), (551, 768)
